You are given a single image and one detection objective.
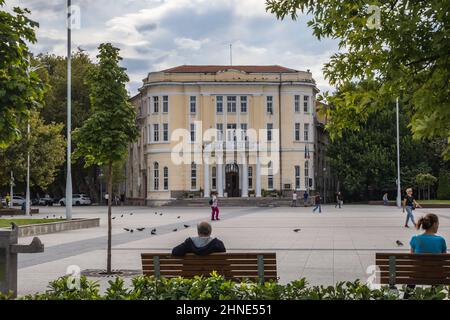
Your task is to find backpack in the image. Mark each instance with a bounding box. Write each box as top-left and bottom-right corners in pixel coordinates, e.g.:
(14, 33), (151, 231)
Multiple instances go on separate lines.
(208, 198), (213, 206)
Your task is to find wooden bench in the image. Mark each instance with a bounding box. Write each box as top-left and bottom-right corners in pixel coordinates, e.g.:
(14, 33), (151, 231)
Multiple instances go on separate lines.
(141, 252), (277, 284)
(375, 253), (450, 286)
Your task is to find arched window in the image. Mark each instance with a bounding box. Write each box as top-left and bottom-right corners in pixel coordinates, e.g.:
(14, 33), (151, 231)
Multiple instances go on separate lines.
(268, 161), (274, 190)
(191, 162), (197, 190)
(153, 162), (159, 191)
(163, 167), (169, 191)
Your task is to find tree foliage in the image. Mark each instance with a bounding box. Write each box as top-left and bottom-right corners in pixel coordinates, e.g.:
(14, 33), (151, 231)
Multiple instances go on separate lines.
(73, 43), (138, 273)
(266, 0), (450, 159)
(0, 0), (44, 148)
(0, 111), (65, 189)
(437, 170), (450, 200)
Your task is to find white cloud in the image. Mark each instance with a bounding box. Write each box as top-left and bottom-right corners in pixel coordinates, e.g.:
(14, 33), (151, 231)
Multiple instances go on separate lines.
(174, 37), (209, 50)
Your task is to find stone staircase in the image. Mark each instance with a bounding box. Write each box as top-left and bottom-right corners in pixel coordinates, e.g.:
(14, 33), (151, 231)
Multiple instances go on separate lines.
(163, 197), (298, 207)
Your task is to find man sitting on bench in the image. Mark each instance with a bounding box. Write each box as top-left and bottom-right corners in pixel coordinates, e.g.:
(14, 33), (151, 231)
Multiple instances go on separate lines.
(172, 221), (226, 256)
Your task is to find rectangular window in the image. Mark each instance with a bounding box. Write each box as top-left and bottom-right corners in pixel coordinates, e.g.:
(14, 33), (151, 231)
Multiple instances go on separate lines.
(248, 166), (253, 190)
(163, 123), (169, 142)
(295, 123), (300, 141)
(153, 124), (159, 142)
(216, 123), (223, 141)
(267, 123), (273, 141)
(240, 123), (248, 141)
(162, 96), (169, 113)
(294, 95), (300, 113)
(227, 123), (237, 142)
(190, 96), (196, 113)
(304, 96), (309, 113)
(153, 96), (159, 113)
(216, 96), (223, 113)
(240, 96), (247, 113)
(295, 166), (301, 190)
(190, 123), (196, 142)
(304, 161), (309, 189)
(304, 123), (310, 141)
(212, 167), (217, 190)
(163, 167), (168, 191)
(191, 163), (197, 190)
(227, 96), (237, 113)
(267, 96), (273, 114)
(153, 163), (159, 191)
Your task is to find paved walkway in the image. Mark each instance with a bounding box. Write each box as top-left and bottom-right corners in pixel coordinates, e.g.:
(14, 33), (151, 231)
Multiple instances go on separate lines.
(15, 205), (450, 295)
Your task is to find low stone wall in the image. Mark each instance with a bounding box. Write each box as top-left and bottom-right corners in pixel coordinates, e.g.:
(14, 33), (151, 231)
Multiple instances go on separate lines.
(17, 218), (100, 237)
(0, 208), (39, 216)
(368, 201), (450, 208)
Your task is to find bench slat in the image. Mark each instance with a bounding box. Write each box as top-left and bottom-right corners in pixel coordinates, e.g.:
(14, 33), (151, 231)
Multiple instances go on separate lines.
(143, 265), (277, 271)
(142, 270), (278, 277)
(376, 260), (449, 267)
(376, 253), (450, 260)
(380, 278), (450, 285)
(141, 253), (276, 259)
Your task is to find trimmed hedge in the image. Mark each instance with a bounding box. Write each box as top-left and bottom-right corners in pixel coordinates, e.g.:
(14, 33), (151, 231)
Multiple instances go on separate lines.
(1, 273), (449, 300)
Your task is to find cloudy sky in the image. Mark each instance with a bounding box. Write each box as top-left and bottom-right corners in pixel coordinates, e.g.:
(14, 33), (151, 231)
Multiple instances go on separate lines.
(6, 0), (340, 95)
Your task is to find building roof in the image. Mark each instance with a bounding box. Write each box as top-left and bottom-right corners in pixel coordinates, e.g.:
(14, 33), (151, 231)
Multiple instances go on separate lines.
(160, 65), (300, 74)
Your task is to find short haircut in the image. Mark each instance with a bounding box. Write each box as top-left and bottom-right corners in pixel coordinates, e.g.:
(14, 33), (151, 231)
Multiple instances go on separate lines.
(406, 188), (413, 193)
(197, 221), (212, 236)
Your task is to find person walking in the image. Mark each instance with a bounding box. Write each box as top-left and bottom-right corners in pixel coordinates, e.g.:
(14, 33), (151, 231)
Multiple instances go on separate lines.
(5, 193), (11, 208)
(291, 191), (298, 207)
(335, 191), (343, 209)
(403, 188), (421, 228)
(211, 192), (220, 221)
(303, 190), (309, 207)
(312, 192), (322, 213)
(382, 193), (389, 206)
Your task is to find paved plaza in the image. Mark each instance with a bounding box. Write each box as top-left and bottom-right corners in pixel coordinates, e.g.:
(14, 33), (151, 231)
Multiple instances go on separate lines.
(15, 204), (450, 295)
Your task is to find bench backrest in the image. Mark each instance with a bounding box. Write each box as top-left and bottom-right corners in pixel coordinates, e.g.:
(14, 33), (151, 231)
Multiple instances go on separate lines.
(375, 253), (450, 285)
(141, 252), (277, 283)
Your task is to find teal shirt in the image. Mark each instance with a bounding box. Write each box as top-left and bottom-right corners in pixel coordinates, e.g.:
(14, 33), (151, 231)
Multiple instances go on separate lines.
(410, 234), (447, 254)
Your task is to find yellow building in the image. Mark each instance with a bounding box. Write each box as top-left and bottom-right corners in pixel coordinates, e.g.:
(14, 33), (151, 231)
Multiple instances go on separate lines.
(126, 65), (318, 205)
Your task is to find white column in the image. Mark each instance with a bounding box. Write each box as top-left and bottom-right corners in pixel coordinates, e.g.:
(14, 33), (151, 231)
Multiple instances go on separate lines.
(203, 162), (210, 198)
(241, 157), (249, 198)
(217, 154), (224, 197)
(256, 155), (261, 197)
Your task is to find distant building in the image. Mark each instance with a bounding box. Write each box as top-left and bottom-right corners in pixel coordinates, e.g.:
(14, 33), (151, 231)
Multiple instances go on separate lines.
(126, 65), (320, 205)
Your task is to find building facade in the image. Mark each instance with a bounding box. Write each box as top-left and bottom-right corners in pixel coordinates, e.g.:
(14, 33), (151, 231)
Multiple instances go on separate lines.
(126, 65), (319, 205)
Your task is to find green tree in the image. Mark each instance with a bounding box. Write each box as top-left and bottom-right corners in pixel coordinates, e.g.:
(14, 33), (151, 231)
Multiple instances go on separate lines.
(0, 0), (44, 147)
(0, 111), (66, 190)
(33, 52), (101, 200)
(73, 43), (138, 273)
(266, 0), (450, 159)
(325, 85), (440, 200)
(415, 173), (437, 200)
(437, 170), (450, 200)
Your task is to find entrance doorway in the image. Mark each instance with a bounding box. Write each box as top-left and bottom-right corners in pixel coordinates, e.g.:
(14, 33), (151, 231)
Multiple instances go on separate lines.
(225, 163), (240, 197)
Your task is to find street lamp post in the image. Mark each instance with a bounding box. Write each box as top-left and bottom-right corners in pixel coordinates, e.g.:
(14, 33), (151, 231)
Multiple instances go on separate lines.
(396, 97), (401, 208)
(65, 0), (73, 220)
(9, 171), (14, 208)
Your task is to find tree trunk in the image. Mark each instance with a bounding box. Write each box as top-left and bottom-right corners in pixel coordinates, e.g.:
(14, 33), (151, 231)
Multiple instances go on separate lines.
(106, 160), (113, 274)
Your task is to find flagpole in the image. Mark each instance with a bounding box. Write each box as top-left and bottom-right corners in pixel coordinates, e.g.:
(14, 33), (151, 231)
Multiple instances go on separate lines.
(65, 0), (73, 220)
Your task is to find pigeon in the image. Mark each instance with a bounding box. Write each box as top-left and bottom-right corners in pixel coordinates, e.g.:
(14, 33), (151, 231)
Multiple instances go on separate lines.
(396, 240), (404, 246)
(60, 216), (63, 219)
(155, 212), (158, 215)
(137, 228), (145, 232)
(177, 216), (181, 219)
(159, 213), (163, 216)
(112, 217), (116, 220)
(123, 228), (130, 232)
(293, 229), (301, 233)
(46, 216), (49, 219)
(130, 229), (134, 233)
(121, 214), (124, 218)
(130, 213), (134, 216)
(184, 225), (190, 228)
(53, 215), (56, 218)
(151, 229), (157, 235)
(173, 228), (178, 232)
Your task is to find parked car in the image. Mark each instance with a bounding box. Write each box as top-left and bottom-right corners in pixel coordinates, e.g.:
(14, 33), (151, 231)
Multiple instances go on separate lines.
(38, 196), (54, 206)
(11, 196), (26, 206)
(59, 194), (91, 206)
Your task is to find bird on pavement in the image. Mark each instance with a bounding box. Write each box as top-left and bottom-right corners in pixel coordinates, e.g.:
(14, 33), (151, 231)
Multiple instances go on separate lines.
(121, 214), (124, 218)
(130, 213), (134, 216)
(123, 228), (130, 232)
(177, 216), (181, 219)
(184, 225), (190, 228)
(155, 212), (158, 215)
(396, 240), (404, 246)
(151, 229), (157, 235)
(137, 228), (145, 232)
(112, 217), (116, 220)
(173, 228), (178, 232)
(130, 229), (134, 233)
(159, 213), (163, 216)
(293, 229), (301, 233)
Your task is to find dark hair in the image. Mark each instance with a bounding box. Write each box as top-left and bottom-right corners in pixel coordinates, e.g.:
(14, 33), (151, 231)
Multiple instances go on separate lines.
(197, 221), (212, 236)
(417, 213), (439, 231)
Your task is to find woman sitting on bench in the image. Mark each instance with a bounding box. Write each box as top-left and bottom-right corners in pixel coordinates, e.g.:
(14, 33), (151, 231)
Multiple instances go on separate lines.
(172, 221), (226, 256)
(410, 213), (447, 254)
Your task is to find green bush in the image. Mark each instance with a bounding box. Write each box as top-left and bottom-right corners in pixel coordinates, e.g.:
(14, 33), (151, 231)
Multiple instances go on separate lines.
(437, 170), (450, 200)
(2, 273), (449, 300)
